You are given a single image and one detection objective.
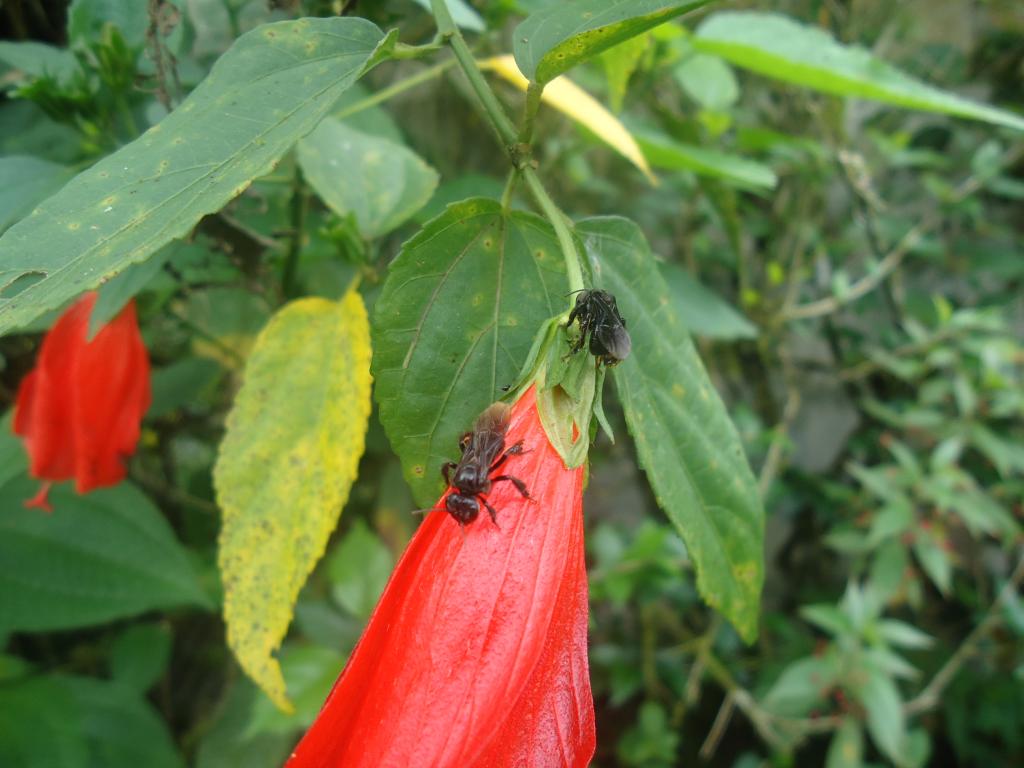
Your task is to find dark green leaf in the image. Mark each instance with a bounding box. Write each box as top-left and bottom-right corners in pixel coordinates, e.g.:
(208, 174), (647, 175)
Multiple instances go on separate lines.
(247, 645), (346, 734)
(327, 520), (394, 619)
(578, 217), (764, 642)
(0, 17), (394, 334)
(67, 0), (149, 48)
(109, 623), (173, 693)
(0, 675), (183, 768)
(0, 412), (28, 490)
(661, 263), (757, 339)
(0, 42), (79, 84)
(88, 239), (177, 338)
(297, 117), (438, 238)
(149, 357), (223, 418)
(0, 156), (73, 234)
(194, 680), (293, 768)
(65, 676), (184, 768)
(0, 479), (210, 632)
(694, 12), (1024, 132)
(514, 0), (712, 84)
(637, 131), (777, 190)
(372, 198), (567, 506)
(0, 676), (87, 768)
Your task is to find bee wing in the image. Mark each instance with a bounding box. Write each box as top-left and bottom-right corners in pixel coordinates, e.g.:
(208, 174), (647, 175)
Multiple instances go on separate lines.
(600, 326), (632, 361)
(469, 402), (512, 465)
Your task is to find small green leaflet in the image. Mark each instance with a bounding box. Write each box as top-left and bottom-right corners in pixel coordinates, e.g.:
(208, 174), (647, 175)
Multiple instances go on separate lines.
(0, 17), (396, 335)
(578, 216), (764, 642)
(297, 117), (439, 239)
(695, 12), (1024, 132)
(514, 0), (712, 84)
(372, 198), (567, 507)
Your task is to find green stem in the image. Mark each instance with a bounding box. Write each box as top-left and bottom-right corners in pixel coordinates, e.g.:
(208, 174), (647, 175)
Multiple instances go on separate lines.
(518, 80), (544, 145)
(522, 168), (584, 295)
(429, 0), (516, 146)
(334, 59), (457, 120)
(500, 169), (519, 211)
(430, 0), (586, 300)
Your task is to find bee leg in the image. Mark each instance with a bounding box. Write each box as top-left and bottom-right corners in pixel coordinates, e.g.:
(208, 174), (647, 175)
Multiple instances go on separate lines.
(442, 462), (457, 485)
(490, 442), (531, 473)
(481, 497), (499, 527)
(493, 474), (530, 499)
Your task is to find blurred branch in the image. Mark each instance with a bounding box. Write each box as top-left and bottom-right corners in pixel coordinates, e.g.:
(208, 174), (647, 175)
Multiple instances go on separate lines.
(430, 0), (585, 296)
(334, 58), (457, 120)
(757, 350), (801, 497)
(904, 549), (1024, 716)
(784, 146), (1024, 321)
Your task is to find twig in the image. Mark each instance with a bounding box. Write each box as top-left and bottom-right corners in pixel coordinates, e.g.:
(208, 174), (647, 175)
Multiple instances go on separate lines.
(904, 550), (1024, 716)
(700, 692), (736, 760)
(757, 351), (802, 497)
(334, 58), (457, 120)
(785, 146), (1024, 321)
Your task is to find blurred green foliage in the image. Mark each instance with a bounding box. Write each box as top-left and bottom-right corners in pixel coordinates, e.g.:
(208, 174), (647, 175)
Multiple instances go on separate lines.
(1, 0), (1022, 766)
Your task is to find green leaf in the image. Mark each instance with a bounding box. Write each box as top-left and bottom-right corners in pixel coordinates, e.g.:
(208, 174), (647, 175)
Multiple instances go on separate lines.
(410, 0), (485, 32)
(761, 655), (837, 717)
(600, 33), (651, 112)
(0, 156), (73, 234)
(247, 645), (346, 735)
(67, 0), (149, 48)
(214, 291), (372, 712)
(637, 131), (777, 190)
(661, 262), (757, 339)
(372, 198), (567, 506)
(801, 603), (853, 637)
(0, 479), (210, 633)
(297, 117), (439, 238)
(0, 41), (79, 84)
(674, 53), (739, 110)
(694, 12), (1024, 132)
(194, 679), (293, 768)
(826, 717), (864, 768)
(578, 216), (764, 642)
(0, 676), (87, 768)
(109, 623), (173, 693)
(327, 520), (394, 619)
(65, 676), (184, 768)
(87, 239), (177, 339)
(0, 412), (28, 490)
(857, 667), (906, 765)
(0, 17), (394, 335)
(514, 0), (712, 84)
(912, 534), (952, 595)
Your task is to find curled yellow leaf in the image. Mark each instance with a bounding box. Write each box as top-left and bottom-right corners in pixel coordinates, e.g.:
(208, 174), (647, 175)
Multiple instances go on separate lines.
(214, 290), (372, 711)
(482, 54), (657, 185)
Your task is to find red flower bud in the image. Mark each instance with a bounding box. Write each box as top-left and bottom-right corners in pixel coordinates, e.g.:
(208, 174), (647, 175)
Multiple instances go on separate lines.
(288, 386), (595, 767)
(13, 292), (150, 511)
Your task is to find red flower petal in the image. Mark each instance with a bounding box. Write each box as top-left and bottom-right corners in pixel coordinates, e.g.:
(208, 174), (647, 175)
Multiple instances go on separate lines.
(12, 292), (150, 501)
(288, 386), (595, 767)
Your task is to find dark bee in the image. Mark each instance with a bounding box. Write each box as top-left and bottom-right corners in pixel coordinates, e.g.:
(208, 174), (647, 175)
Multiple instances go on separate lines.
(440, 403), (530, 527)
(566, 289), (632, 366)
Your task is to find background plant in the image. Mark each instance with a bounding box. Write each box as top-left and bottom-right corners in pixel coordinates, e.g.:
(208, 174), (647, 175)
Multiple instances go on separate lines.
(0, 1), (1022, 767)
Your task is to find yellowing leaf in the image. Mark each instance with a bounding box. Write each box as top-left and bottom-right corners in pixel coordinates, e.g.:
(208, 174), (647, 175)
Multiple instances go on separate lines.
(482, 54), (657, 184)
(214, 291), (372, 711)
